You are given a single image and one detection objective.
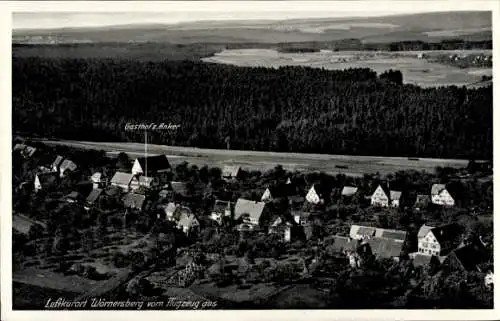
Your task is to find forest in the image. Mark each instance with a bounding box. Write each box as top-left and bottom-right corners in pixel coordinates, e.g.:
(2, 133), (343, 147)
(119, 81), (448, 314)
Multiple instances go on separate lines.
(12, 57), (492, 159)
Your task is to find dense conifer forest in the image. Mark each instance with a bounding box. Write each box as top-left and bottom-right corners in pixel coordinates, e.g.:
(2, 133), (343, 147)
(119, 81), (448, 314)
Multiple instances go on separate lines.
(12, 57), (492, 159)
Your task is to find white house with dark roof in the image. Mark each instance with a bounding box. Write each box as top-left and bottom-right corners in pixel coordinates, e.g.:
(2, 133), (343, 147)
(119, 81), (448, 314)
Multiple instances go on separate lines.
(111, 171), (134, 192)
(371, 184), (402, 208)
(431, 184), (455, 206)
(417, 223), (462, 256)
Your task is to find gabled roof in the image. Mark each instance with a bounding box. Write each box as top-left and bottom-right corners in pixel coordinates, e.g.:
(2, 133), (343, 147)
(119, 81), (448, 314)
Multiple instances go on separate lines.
(417, 224), (434, 239)
(122, 193), (146, 209)
(90, 172), (102, 183)
(222, 165), (241, 178)
(379, 229), (407, 241)
(60, 159), (77, 172)
(431, 184), (447, 196)
(52, 155), (64, 168)
(430, 223), (462, 245)
(341, 186), (358, 196)
(135, 155), (171, 173)
(36, 172), (58, 186)
(351, 225), (407, 241)
(373, 184), (390, 197)
(86, 188), (103, 204)
(111, 172), (134, 185)
(367, 238), (404, 258)
(390, 190), (402, 201)
(234, 198), (266, 222)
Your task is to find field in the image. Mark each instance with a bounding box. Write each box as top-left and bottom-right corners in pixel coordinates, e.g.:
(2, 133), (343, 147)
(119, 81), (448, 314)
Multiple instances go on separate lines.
(36, 139), (472, 177)
(202, 49), (492, 87)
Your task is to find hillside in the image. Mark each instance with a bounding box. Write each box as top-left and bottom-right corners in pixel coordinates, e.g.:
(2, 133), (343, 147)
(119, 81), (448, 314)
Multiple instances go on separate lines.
(12, 11), (491, 44)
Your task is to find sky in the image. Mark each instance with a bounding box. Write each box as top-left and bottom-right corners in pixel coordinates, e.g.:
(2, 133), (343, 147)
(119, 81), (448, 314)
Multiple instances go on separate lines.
(10, 1), (468, 30)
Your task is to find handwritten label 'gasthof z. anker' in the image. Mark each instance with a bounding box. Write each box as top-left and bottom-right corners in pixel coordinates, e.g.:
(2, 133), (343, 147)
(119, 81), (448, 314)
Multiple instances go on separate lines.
(124, 123), (181, 131)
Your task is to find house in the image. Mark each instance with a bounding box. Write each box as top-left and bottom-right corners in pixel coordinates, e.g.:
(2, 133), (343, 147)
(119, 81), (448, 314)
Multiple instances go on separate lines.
(85, 188), (103, 210)
(51, 155), (64, 172)
(234, 198), (266, 226)
(90, 172), (107, 189)
(261, 183), (296, 202)
(268, 218), (295, 242)
(64, 191), (83, 204)
(131, 155), (170, 176)
(210, 200), (234, 224)
(222, 165), (241, 180)
(292, 210), (312, 226)
(162, 202), (178, 221)
(341, 186), (358, 198)
(110, 172), (134, 192)
(121, 193), (146, 210)
(138, 176), (160, 189)
(370, 184), (402, 208)
(305, 183), (332, 204)
(431, 184), (455, 206)
(34, 172), (59, 192)
(59, 159), (77, 177)
(417, 223), (462, 256)
(390, 191), (402, 207)
(176, 208), (200, 236)
(370, 184), (390, 207)
(13, 143), (37, 158)
(414, 194), (431, 211)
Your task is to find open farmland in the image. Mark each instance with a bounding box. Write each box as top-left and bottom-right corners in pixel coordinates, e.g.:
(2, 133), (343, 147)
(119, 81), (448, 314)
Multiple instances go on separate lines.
(35, 139), (472, 177)
(202, 49), (492, 87)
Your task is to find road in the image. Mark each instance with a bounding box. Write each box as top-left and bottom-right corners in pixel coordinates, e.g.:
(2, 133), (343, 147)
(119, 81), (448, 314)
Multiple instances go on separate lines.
(35, 139), (471, 176)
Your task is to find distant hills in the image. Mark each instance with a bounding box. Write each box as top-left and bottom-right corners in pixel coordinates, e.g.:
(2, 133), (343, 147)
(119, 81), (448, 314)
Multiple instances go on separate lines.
(12, 11), (491, 44)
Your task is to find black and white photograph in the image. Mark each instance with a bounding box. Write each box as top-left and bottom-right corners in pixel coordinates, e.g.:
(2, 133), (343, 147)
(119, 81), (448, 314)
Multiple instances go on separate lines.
(2, 0), (498, 317)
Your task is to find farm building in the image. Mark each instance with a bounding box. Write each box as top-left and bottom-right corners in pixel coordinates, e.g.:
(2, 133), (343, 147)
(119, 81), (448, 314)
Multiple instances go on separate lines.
(85, 188), (103, 210)
(110, 171), (134, 192)
(59, 159), (77, 177)
(222, 165), (242, 180)
(234, 198), (267, 227)
(131, 155), (171, 176)
(305, 183), (332, 204)
(431, 184), (455, 206)
(121, 193), (146, 210)
(34, 172), (59, 192)
(417, 223), (462, 256)
(210, 200), (234, 224)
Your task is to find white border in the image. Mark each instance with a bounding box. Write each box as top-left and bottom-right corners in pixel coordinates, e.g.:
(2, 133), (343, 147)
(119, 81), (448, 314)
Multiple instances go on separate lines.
(1, 1), (499, 321)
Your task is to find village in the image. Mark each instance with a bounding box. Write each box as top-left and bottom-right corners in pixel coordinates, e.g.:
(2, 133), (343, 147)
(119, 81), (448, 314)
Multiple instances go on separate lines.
(12, 141), (494, 308)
